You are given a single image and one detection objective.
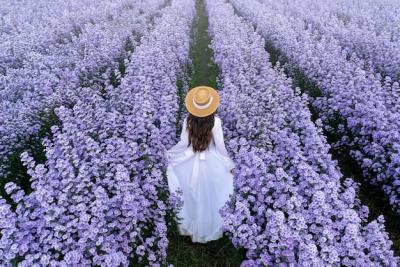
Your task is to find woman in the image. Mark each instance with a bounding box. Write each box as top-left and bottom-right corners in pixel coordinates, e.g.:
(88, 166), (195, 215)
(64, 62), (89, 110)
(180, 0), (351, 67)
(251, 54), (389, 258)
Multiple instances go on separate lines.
(166, 85), (235, 243)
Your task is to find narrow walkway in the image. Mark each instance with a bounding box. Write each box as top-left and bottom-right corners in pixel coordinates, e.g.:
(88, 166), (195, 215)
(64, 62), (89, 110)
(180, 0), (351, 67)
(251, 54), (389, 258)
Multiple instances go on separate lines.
(187, 0), (218, 89)
(166, 0), (245, 265)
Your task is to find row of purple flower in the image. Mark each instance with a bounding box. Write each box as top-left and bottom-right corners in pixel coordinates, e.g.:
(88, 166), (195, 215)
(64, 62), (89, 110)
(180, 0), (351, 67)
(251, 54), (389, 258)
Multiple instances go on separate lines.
(0, 0), (133, 71)
(0, 0), (166, 179)
(258, 0), (400, 80)
(205, 0), (398, 265)
(0, 0), (194, 265)
(231, 0), (400, 214)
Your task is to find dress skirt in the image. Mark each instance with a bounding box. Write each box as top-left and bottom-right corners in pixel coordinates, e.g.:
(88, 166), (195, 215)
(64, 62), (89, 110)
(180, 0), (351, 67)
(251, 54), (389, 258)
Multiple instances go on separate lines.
(167, 148), (234, 243)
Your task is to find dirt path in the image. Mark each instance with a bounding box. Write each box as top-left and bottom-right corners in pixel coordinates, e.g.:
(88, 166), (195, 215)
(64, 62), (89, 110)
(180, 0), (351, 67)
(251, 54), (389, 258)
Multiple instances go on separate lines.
(165, 0), (246, 266)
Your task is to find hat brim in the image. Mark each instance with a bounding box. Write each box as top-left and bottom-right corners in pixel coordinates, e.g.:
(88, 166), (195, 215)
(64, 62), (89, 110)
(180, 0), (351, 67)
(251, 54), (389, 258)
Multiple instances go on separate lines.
(185, 86), (220, 117)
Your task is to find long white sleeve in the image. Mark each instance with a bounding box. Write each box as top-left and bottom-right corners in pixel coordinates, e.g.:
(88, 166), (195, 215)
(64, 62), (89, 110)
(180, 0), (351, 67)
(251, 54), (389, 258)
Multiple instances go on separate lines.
(212, 117), (235, 170)
(165, 116), (189, 165)
(177, 116), (189, 147)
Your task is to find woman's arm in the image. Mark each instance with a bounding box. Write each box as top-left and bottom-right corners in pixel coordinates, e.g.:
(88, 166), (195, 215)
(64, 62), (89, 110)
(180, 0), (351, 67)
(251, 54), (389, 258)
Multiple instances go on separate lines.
(165, 115), (189, 162)
(176, 115), (189, 147)
(212, 117), (235, 171)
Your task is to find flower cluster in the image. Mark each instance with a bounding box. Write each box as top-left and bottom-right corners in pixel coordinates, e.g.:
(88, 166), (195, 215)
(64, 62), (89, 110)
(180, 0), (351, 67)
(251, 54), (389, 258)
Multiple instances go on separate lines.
(0, 0), (166, 179)
(0, 0), (194, 265)
(258, 0), (400, 80)
(205, 0), (398, 265)
(231, 0), (400, 213)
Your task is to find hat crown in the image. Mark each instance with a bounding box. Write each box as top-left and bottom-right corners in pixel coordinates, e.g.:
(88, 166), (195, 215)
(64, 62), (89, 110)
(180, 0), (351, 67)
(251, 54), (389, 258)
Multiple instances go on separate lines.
(194, 88), (211, 105)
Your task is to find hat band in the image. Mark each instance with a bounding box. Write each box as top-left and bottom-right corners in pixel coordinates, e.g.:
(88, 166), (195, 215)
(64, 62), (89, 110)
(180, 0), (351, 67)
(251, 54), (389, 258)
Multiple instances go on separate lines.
(193, 96), (213, 110)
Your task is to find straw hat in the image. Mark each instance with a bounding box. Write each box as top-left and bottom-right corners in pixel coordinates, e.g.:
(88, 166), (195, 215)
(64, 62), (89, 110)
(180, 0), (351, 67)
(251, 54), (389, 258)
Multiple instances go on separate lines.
(185, 86), (219, 117)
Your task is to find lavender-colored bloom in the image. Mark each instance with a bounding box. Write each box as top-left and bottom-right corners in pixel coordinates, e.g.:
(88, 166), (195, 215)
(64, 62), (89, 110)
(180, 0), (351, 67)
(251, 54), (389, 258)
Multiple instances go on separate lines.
(205, 0), (398, 265)
(231, 0), (400, 214)
(258, 0), (400, 80)
(0, 0), (194, 265)
(0, 0), (166, 180)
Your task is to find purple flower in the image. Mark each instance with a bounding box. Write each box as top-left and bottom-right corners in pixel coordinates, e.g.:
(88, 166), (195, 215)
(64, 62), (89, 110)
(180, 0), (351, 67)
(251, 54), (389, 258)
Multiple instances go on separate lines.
(206, 0), (399, 265)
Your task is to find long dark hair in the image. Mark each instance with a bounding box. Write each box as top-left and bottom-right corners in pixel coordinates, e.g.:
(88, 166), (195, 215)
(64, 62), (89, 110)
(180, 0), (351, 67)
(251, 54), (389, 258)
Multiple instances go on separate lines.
(186, 112), (215, 152)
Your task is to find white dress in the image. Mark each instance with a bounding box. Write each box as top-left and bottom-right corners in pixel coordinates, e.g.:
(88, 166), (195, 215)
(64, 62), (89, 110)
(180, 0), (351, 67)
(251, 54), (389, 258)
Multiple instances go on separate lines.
(166, 115), (235, 243)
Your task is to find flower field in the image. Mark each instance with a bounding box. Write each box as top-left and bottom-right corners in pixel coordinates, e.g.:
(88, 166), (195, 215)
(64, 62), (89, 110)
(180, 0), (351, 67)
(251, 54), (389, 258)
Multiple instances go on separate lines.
(0, 0), (399, 266)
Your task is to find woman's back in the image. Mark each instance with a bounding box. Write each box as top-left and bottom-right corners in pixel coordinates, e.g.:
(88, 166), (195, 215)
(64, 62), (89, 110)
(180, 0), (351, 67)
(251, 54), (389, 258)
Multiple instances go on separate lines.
(175, 115), (234, 166)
